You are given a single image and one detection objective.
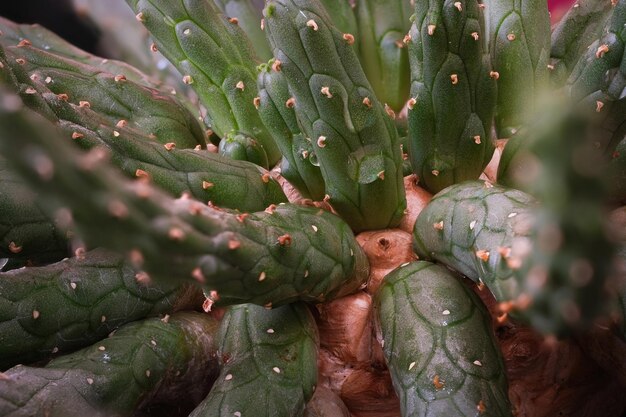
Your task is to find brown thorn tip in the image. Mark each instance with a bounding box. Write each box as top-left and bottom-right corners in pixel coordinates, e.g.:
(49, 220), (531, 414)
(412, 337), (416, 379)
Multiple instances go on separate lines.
(75, 247), (86, 259)
(17, 39), (31, 47)
(8, 241), (22, 253)
(228, 240), (241, 250)
(475, 249), (490, 261)
(192, 267), (206, 284)
(286, 97), (296, 108)
(262, 173), (271, 183)
(114, 74), (127, 82)
(362, 97), (372, 108)
(168, 227), (185, 241)
(228, 17), (239, 24)
(477, 400), (486, 414)
(272, 59), (282, 72)
(306, 19), (318, 31)
(277, 234), (292, 246)
(202, 181), (214, 190)
(596, 101), (604, 112)
(135, 271), (151, 284)
(135, 169), (150, 180)
(164, 142), (176, 151)
(433, 375), (445, 390)
(71, 132), (84, 140)
(108, 200), (129, 218)
(343, 33), (355, 44)
(596, 44), (609, 58)
(385, 104), (396, 119)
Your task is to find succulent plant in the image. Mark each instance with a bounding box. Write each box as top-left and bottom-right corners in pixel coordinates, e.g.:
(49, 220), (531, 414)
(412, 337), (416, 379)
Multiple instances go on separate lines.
(0, 0), (625, 416)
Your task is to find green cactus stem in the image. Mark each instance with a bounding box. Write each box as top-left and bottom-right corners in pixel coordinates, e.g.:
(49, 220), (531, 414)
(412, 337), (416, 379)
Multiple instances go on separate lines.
(318, 0), (359, 50)
(407, 0), (497, 193)
(565, 0), (625, 156)
(488, 100), (618, 335)
(218, 131), (270, 169)
(377, 261), (512, 417)
(0, 100), (369, 309)
(0, 16), (173, 91)
(0, 248), (201, 370)
(126, 0), (282, 165)
(1, 38), (206, 150)
(356, 0), (412, 112)
(213, 0), (273, 61)
(0, 312), (220, 417)
(482, 0), (551, 137)
(549, 0), (615, 86)
(256, 62), (325, 200)
(0, 44), (287, 212)
(263, 0), (406, 232)
(189, 303), (318, 417)
(0, 157), (68, 263)
(413, 181), (537, 305)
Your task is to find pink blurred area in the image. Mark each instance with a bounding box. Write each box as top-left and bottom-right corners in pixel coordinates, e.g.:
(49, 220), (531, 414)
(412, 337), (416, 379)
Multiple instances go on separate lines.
(549, 0), (576, 23)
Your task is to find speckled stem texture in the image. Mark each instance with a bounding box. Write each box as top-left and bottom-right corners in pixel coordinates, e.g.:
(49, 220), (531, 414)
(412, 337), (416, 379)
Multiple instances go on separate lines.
(0, 157), (68, 263)
(190, 303), (318, 417)
(263, 0), (406, 232)
(0, 42), (287, 212)
(0, 248), (200, 370)
(549, 0), (614, 86)
(413, 180), (536, 304)
(482, 0), (551, 137)
(0, 312), (220, 417)
(377, 261), (512, 417)
(0, 102), (369, 309)
(256, 64), (325, 200)
(356, 0), (412, 112)
(126, 0), (282, 165)
(407, 0), (497, 193)
(213, 0), (273, 61)
(0, 23), (206, 150)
